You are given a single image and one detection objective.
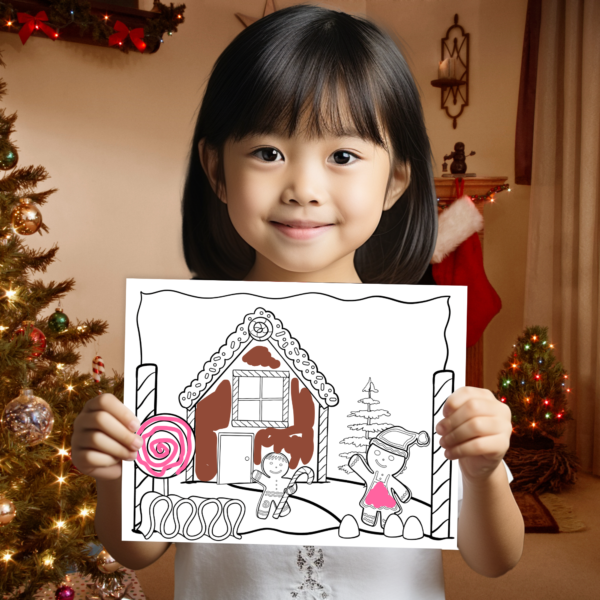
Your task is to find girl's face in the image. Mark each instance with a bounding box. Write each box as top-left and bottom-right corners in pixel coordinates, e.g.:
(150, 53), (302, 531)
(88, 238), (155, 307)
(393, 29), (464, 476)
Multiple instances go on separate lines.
(200, 125), (410, 283)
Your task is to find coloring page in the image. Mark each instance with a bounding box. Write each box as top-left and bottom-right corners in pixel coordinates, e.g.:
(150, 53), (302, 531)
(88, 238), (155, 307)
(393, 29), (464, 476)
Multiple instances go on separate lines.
(121, 279), (466, 549)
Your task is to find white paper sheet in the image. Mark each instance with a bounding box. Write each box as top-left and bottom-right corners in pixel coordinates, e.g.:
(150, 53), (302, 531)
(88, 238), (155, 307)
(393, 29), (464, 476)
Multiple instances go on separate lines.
(121, 279), (466, 549)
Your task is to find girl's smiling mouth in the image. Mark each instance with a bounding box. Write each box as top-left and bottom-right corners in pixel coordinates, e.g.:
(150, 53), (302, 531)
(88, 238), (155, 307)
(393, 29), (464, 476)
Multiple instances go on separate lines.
(375, 459), (386, 468)
(270, 219), (334, 240)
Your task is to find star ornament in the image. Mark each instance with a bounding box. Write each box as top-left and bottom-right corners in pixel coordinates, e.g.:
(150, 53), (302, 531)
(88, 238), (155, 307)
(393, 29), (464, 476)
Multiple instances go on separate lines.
(235, 0), (277, 28)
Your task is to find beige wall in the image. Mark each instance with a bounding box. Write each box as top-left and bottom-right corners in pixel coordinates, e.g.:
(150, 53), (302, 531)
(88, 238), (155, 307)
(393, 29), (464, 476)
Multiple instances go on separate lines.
(0, 0), (528, 390)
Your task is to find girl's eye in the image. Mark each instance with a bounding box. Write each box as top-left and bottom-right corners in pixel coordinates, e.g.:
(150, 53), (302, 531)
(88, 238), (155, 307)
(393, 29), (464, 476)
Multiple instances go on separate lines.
(331, 150), (358, 165)
(253, 147), (282, 162)
(374, 450), (380, 456)
(388, 455), (395, 461)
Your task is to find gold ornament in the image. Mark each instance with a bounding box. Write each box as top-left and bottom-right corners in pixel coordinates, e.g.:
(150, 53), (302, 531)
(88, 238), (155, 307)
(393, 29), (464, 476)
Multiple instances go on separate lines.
(0, 495), (16, 526)
(11, 198), (42, 235)
(2, 388), (54, 446)
(96, 549), (124, 574)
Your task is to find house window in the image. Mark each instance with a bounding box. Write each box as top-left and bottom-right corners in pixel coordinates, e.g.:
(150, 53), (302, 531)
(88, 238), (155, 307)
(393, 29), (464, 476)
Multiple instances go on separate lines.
(232, 370), (289, 427)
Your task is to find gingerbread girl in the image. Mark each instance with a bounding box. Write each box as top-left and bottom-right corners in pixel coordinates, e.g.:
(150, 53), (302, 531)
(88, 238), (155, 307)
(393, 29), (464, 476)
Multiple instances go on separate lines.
(349, 426), (430, 528)
(252, 452), (298, 519)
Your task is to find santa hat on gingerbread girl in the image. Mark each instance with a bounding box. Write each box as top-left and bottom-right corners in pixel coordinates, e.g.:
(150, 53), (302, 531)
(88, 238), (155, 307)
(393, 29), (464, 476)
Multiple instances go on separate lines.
(370, 426), (430, 474)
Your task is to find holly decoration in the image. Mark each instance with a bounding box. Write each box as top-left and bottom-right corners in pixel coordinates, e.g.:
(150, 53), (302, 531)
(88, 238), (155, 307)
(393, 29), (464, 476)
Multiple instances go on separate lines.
(496, 325), (573, 441)
(48, 307), (70, 333)
(0, 1), (186, 54)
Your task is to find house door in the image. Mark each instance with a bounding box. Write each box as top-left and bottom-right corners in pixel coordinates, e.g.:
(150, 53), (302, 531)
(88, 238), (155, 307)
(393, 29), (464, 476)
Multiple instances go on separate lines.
(217, 433), (253, 484)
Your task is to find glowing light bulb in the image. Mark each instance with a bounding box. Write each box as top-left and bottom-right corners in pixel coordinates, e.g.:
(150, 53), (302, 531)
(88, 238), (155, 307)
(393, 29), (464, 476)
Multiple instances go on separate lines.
(55, 520), (65, 529)
(58, 448), (69, 456)
(80, 508), (90, 517)
(5, 289), (17, 299)
(67, 385), (74, 391)
(2, 552), (12, 562)
(531, 422), (536, 427)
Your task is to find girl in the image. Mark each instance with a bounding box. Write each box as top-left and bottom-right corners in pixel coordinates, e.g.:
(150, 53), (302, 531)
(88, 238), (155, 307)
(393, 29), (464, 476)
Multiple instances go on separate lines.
(72, 5), (524, 598)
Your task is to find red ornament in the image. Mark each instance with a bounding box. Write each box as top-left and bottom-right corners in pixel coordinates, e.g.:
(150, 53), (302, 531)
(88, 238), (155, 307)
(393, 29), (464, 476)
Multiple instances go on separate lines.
(54, 584), (75, 600)
(17, 12), (57, 45)
(108, 21), (146, 52)
(13, 321), (46, 358)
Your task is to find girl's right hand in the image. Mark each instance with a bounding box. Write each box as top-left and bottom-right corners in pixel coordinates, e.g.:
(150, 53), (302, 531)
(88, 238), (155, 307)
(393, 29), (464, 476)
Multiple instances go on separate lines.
(71, 393), (142, 481)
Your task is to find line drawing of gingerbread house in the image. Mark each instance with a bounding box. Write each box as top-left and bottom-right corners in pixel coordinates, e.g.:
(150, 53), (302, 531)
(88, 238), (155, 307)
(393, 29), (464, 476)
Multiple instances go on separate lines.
(178, 307), (339, 486)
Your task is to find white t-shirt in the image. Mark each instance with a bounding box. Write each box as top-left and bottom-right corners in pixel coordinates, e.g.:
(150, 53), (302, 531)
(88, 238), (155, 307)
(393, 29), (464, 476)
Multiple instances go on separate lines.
(172, 464), (512, 599)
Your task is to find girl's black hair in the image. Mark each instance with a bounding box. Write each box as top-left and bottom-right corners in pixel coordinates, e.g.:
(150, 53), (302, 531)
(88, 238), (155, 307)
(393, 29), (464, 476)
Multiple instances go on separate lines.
(182, 3), (437, 283)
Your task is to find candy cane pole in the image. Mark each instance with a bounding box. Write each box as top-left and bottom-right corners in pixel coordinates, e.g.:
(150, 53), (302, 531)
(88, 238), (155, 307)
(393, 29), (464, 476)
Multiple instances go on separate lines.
(273, 466), (315, 519)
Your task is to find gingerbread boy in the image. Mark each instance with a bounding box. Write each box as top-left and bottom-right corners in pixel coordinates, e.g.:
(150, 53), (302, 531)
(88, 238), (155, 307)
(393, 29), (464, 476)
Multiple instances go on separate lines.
(349, 426), (430, 528)
(252, 452), (298, 519)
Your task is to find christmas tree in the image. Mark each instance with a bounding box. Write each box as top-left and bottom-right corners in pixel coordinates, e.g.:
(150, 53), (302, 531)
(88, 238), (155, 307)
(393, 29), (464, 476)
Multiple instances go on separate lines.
(496, 325), (578, 493)
(496, 325), (572, 440)
(0, 55), (124, 598)
(338, 378), (393, 474)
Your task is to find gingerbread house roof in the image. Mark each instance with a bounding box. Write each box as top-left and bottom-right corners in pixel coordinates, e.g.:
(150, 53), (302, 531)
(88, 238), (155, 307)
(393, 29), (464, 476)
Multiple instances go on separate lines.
(179, 307), (338, 410)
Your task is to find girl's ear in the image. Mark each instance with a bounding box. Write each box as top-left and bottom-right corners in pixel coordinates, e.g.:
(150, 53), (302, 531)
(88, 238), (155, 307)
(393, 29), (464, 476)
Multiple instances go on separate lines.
(198, 138), (226, 204)
(383, 161), (411, 211)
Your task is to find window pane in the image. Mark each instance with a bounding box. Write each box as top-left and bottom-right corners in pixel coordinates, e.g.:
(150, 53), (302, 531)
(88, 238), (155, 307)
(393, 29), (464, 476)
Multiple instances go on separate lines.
(262, 400), (283, 421)
(262, 377), (284, 399)
(238, 376), (260, 399)
(237, 400), (260, 420)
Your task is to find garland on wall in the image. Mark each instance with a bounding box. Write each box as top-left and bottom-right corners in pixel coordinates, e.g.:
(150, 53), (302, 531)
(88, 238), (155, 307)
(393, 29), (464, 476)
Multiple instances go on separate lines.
(0, 0), (186, 53)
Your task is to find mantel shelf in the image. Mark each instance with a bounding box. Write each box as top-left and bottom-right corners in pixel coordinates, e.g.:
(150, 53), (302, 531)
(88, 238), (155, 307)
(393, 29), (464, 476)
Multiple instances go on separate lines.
(434, 176), (508, 202)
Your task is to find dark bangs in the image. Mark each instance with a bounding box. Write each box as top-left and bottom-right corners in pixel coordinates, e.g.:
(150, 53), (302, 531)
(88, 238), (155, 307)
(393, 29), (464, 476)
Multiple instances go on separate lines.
(182, 3), (437, 283)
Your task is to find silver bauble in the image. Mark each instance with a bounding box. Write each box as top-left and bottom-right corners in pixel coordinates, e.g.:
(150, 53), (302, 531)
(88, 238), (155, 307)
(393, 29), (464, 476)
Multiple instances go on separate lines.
(0, 495), (16, 526)
(96, 549), (124, 574)
(2, 388), (54, 445)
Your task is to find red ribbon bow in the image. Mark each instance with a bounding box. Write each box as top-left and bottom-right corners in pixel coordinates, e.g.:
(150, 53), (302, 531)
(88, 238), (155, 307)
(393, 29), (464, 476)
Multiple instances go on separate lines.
(17, 12), (57, 45)
(108, 21), (146, 53)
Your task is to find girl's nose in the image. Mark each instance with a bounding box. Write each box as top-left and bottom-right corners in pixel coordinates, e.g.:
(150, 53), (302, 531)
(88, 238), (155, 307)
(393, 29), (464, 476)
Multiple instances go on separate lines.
(281, 168), (325, 206)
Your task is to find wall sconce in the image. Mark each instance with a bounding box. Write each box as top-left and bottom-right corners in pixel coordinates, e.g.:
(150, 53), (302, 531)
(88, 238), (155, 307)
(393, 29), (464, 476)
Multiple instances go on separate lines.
(431, 14), (470, 129)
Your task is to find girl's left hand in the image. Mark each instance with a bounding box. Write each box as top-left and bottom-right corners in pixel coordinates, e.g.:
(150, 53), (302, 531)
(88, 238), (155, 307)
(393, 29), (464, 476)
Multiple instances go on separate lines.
(435, 386), (512, 483)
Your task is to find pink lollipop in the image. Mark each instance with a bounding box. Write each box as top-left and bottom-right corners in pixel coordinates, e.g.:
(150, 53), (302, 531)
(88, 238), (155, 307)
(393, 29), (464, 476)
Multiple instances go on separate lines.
(135, 414), (195, 479)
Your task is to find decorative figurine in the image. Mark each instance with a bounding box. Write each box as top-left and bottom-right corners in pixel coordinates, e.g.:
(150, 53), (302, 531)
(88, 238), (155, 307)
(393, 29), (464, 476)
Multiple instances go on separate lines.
(442, 142), (476, 176)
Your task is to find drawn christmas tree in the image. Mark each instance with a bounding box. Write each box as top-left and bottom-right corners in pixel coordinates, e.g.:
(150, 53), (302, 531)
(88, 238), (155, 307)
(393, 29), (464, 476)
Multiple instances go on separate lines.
(338, 378), (394, 474)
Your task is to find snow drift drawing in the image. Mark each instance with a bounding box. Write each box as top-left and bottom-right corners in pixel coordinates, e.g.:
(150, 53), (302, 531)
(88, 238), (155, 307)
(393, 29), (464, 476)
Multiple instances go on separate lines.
(122, 279), (467, 549)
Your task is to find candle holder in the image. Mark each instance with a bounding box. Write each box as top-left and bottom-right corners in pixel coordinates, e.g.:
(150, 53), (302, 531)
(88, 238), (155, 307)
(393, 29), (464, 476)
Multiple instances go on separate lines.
(431, 14), (470, 129)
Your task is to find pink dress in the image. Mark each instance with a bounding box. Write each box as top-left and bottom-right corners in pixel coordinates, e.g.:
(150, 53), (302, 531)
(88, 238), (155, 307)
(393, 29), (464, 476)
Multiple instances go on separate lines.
(361, 474), (398, 510)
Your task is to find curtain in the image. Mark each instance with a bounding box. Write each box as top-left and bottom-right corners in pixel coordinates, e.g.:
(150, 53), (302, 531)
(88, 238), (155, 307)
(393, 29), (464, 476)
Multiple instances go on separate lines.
(514, 0), (542, 185)
(523, 0), (600, 474)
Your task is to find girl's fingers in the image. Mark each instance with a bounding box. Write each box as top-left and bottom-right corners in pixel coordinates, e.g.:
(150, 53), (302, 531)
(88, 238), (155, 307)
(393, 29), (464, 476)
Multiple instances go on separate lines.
(437, 393), (510, 436)
(442, 386), (499, 419)
(78, 429), (140, 461)
(439, 416), (507, 449)
(81, 404), (143, 453)
(91, 393), (141, 434)
(443, 434), (509, 461)
(76, 448), (123, 470)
